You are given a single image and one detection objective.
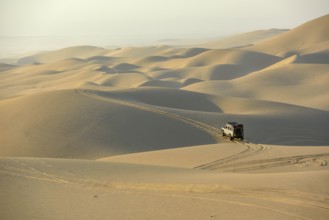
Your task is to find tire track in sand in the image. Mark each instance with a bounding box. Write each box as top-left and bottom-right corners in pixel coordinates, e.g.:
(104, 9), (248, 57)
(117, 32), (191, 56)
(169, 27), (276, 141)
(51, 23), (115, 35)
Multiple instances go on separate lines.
(1, 157), (328, 218)
(78, 89), (327, 174)
(214, 152), (329, 172)
(0, 158), (71, 184)
(77, 89), (228, 142)
(78, 89), (268, 169)
(194, 141), (267, 170)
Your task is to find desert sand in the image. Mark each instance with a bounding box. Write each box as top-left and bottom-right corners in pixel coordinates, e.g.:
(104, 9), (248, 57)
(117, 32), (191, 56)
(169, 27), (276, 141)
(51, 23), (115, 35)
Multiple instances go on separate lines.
(1, 14), (329, 220)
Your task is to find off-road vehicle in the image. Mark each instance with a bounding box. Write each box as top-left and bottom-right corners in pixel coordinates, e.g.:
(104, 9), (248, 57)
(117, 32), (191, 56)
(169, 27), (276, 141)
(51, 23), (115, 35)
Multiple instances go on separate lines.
(221, 122), (244, 140)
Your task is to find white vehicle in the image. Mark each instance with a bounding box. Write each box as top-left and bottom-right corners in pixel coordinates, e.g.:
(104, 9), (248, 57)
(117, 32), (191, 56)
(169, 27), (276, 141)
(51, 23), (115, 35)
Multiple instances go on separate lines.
(221, 122), (244, 140)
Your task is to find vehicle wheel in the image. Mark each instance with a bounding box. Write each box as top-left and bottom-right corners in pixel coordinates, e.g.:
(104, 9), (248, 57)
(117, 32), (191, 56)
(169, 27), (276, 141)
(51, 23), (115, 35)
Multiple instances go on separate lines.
(229, 135), (233, 141)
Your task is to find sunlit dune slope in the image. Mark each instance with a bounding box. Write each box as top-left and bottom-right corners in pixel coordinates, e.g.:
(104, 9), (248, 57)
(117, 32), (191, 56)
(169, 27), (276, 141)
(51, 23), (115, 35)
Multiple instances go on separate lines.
(249, 14), (329, 55)
(0, 89), (217, 158)
(183, 62), (329, 110)
(1, 156), (329, 220)
(200, 29), (288, 49)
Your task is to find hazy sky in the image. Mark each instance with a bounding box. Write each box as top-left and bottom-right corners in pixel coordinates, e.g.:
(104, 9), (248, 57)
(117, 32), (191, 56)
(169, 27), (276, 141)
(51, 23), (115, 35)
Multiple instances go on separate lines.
(1, 0), (329, 37)
(0, 0), (328, 49)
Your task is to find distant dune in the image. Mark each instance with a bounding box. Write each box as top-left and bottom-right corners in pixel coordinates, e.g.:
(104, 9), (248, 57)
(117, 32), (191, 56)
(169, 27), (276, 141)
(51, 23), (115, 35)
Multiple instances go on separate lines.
(249, 14), (329, 55)
(17, 46), (107, 65)
(200, 29), (288, 49)
(1, 14), (329, 220)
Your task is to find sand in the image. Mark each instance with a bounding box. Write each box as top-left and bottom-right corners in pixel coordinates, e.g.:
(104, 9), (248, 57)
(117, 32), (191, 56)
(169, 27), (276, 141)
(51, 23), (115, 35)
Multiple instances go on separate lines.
(1, 145), (329, 220)
(1, 14), (329, 219)
(199, 29), (288, 49)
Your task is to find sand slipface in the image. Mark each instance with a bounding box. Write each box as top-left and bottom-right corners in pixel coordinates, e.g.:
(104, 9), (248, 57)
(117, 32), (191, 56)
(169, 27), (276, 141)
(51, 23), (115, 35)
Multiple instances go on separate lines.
(1, 14), (329, 220)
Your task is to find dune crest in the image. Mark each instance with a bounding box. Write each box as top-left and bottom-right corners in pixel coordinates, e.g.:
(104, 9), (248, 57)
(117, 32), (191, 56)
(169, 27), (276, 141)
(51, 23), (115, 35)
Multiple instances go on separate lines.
(200, 29), (288, 49)
(249, 14), (329, 55)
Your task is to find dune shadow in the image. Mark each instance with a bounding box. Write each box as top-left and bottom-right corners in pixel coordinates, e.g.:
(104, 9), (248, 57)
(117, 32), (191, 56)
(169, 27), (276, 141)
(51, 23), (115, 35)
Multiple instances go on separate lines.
(94, 88), (223, 113)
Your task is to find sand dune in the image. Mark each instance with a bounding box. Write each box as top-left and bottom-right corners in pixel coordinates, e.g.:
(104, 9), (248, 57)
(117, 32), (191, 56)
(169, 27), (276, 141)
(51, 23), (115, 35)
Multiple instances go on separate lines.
(98, 72), (151, 88)
(147, 64), (247, 81)
(132, 48), (209, 66)
(94, 88), (222, 112)
(184, 49), (281, 69)
(0, 89), (218, 158)
(105, 45), (176, 58)
(202, 64), (248, 80)
(1, 152), (329, 220)
(174, 48), (209, 57)
(86, 55), (123, 65)
(200, 29), (288, 49)
(293, 52), (329, 64)
(112, 63), (141, 72)
(0, 63), (17, 71)
(180, 77), (203, 86)
(249, 14), (329, 55)
(17, 46), (107, 65)
(100, 143), (329, 172)
(93, 65), (116, 74)
(138, 79), (183, 88)
(1, 14), (329, 220)
(134, 55), (172, 65)
(184, 62), (329, 110)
